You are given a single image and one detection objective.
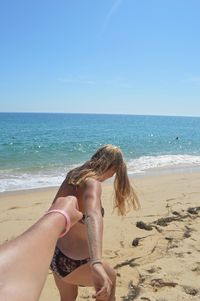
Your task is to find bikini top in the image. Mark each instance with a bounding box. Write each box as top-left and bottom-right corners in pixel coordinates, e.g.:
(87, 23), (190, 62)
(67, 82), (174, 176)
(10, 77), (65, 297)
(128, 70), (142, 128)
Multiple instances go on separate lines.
(79, 207), (105, 224)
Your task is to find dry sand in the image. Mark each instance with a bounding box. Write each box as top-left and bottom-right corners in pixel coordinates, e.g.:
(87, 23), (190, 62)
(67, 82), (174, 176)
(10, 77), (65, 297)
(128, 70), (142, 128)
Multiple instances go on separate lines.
(1, 171), (200, 300)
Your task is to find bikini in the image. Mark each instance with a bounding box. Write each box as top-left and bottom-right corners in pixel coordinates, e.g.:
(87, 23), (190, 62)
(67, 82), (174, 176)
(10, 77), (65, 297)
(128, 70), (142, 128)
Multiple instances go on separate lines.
(50, 207), (105, 278)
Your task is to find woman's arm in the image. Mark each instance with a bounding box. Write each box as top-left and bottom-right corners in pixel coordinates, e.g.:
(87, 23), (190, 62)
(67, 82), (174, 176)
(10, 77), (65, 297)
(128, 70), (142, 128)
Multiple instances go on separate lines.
(83, 178), (103, 261)
(0, 196), (82, 301)
(83, 178), (112, 299)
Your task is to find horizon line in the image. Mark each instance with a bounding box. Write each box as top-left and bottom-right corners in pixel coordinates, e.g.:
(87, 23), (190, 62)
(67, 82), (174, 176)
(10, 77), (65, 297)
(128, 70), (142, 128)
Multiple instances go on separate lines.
(0, 111), (200, 118)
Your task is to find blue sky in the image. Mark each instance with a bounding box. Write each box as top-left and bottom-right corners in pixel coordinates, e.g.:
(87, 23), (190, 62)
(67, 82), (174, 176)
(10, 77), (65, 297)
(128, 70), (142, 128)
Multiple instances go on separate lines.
(0, 0), (200, 116)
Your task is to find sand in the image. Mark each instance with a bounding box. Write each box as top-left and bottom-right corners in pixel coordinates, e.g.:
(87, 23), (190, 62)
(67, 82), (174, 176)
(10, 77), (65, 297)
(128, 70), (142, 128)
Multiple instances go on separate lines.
(1, 171), (200, 300)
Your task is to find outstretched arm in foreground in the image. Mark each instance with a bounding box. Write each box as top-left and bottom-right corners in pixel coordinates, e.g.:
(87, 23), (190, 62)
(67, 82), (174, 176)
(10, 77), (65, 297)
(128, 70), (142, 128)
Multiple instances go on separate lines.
(0, 196), (82, 301)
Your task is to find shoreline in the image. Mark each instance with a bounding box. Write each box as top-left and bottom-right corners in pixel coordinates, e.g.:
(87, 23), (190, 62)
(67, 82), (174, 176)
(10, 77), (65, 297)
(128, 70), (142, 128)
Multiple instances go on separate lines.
(1, 167), (200, 196)
(1, 155), (200, 193)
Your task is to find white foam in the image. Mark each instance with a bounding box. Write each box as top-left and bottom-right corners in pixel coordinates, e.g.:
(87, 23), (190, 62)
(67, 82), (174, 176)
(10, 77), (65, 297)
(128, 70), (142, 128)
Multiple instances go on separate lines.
(0, 165), (79, 193)
(1, 155), (200, 192)
(0, 174), (65, 193)
(127, 154), (200, 174)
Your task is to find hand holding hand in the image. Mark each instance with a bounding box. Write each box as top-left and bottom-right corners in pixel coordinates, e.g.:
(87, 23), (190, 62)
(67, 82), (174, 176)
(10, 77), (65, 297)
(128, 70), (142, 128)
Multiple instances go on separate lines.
(91, 263), (112, 300)
(48, 196), (83, 227)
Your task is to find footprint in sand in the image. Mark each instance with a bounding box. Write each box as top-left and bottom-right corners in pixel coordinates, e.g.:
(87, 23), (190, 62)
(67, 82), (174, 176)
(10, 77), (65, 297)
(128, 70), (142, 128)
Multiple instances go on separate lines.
(183, 226), (193, 238)
(174, 252), (184, 258)
(7, 203), (42, 211)
(120, 240), (125, 248)
(182, 285), (198, 296)
(191, 262), (200, 274)
(150, 278), (178, 291)
(146, 266), (162, 274)
(8, 206), (22, 210)
(104, 249), (120, 259)
(121, 281), (140, 300)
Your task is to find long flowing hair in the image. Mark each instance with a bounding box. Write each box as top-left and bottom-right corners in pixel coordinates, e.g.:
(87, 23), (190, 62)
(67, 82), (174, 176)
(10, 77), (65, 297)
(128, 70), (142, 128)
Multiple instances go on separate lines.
(66, 144), (140, 215)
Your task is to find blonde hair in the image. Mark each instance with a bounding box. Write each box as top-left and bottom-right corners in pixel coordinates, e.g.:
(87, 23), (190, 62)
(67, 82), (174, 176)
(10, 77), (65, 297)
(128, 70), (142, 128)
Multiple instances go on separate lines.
(66, 144), (140, 215)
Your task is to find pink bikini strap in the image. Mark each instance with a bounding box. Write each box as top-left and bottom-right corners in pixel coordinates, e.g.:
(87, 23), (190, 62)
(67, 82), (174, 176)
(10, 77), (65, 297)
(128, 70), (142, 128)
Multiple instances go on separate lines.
(45, 209), (71, 238)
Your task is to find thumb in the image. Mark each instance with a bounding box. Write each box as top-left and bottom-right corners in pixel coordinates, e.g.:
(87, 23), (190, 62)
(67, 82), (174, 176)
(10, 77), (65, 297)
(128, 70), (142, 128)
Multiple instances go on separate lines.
(70, 209), (83, 225)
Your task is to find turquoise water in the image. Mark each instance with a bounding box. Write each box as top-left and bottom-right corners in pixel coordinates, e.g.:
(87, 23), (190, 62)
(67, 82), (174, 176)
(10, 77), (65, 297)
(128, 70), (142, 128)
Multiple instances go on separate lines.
(1, 113), (200, 192)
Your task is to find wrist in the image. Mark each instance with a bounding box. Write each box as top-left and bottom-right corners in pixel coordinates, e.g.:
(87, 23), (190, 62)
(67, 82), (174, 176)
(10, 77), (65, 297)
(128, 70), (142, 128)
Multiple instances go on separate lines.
(40, 213), (66, 238)
(44, 209), (71, 237)
(90, 259), (103, 267)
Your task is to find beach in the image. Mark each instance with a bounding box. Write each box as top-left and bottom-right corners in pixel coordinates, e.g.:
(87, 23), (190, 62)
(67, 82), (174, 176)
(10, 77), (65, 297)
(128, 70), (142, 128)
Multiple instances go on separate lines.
(1, 171), (200, 300)
(1, 0), (200, 298)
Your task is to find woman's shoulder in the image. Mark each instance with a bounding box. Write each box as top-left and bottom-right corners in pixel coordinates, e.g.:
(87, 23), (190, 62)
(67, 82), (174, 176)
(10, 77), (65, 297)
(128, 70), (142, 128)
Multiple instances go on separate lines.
(84, 177), (102, 192)
(82, 178), (102, 203)
(84, 177), (101, 186)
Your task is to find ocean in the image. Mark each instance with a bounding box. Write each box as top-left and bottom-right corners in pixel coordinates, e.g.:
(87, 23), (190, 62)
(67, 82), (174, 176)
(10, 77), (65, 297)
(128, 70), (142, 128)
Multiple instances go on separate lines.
(1, 112), (200, 192)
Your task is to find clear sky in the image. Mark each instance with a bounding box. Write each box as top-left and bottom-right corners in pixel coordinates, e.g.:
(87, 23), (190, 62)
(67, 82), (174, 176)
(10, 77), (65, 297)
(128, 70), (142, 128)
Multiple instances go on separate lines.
(0, 0), (200, 116)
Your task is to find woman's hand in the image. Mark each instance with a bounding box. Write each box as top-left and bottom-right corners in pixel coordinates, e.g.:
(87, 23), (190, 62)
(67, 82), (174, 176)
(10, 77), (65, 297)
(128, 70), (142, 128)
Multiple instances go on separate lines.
(48, 196), (83, 227)
(91, 263), (112, 300)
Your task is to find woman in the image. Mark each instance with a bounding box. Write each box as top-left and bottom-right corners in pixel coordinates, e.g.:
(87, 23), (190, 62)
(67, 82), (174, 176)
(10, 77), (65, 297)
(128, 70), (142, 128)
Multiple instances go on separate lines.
(50, 144), (139, 301)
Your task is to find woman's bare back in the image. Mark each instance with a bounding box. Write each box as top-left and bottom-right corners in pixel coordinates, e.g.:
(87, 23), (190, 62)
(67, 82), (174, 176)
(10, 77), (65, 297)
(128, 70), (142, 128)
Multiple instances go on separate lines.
(53, 179), (91, 260)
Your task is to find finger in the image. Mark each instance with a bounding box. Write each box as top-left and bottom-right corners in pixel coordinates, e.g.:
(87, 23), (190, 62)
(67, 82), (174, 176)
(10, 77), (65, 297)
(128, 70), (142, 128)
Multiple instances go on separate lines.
(93, 287), (109, 298)
(70, 209), (83, 225)
(92, 292), (107, 299)
(93, 287), (105, 297)
(74, 209), (83, 221)
(74, 199), (79, 210)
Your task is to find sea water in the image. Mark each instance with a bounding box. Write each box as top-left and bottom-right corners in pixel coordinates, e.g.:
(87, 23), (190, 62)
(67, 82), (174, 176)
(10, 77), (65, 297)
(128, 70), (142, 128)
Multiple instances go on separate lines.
(1, 113), (200, 192)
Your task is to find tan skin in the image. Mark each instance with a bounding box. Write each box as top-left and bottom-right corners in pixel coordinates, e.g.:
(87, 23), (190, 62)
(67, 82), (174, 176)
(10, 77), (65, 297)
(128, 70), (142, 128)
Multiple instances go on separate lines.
(0, 197), (82, 301)
(52, 168), (117, 301)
